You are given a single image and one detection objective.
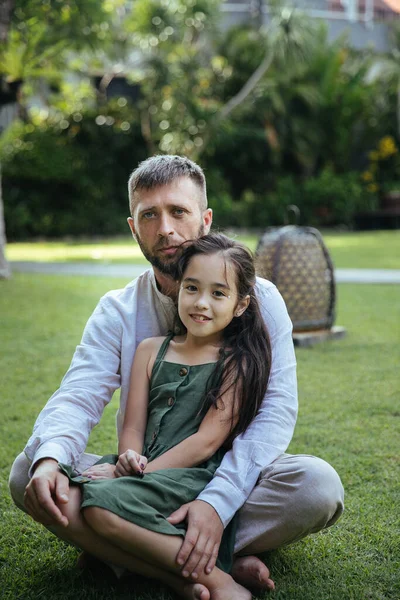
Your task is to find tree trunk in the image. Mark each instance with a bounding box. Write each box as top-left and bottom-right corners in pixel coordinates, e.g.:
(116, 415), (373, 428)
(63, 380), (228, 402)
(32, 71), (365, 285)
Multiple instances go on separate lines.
(218, 49), (273, 121)
(0, 0), (14, 278)
(0, 166), (11, 278)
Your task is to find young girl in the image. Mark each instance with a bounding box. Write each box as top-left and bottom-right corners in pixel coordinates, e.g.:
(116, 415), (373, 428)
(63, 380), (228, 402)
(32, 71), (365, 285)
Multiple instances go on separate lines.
(59, 233), (272, 600)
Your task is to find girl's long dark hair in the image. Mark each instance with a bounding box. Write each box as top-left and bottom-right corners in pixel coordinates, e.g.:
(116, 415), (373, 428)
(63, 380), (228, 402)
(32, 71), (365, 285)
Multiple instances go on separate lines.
(176, 233), (272, 443)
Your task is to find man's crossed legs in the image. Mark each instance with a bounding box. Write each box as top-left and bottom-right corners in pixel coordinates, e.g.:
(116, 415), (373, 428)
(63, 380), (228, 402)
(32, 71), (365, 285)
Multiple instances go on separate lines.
(9, 451), (344, 595)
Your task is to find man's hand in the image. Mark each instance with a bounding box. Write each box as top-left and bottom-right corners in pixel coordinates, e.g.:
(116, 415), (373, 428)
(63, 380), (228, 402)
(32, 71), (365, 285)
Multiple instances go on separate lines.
(24, 458), (69, 527)
(167, 500), (223, 579)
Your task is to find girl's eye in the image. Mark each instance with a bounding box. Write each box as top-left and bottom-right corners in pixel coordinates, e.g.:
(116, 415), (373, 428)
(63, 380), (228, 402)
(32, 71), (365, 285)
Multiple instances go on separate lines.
(186, 285), (197, 292)
(213, 290), (226, 298)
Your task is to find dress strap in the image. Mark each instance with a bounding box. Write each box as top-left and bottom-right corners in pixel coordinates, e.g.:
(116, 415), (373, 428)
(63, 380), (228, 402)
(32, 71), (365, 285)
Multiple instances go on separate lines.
(153, 331), (175, 367)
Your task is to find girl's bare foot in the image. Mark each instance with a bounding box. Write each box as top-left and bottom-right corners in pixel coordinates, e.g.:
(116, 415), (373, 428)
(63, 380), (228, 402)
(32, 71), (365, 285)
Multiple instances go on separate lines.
(182, 582), (210, 600)
(231, 556), (275, 591)
(209, 575), (252, 600)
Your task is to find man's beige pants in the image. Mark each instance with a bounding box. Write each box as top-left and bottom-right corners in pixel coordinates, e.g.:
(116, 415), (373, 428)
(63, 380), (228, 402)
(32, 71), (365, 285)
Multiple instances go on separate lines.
(9, 451), (344, 555)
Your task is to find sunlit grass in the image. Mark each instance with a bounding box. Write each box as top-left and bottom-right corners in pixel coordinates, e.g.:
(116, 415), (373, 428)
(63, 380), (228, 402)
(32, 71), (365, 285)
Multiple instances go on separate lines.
(5, 230), (400, 269)
(321, 230), (400, 269)
(6, 238), (148, 264)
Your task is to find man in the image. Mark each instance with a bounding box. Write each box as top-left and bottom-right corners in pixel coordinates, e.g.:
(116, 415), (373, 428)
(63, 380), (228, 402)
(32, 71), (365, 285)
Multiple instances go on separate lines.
(9, 155), (344, 594)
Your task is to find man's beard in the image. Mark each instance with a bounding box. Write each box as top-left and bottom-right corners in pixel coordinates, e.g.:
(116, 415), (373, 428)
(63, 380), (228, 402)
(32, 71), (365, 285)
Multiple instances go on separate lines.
(136, 223), (205, 278)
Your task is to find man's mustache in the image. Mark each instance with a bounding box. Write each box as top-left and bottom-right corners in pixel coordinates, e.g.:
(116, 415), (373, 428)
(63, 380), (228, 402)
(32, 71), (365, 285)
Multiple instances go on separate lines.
(153, 239), (194, 252)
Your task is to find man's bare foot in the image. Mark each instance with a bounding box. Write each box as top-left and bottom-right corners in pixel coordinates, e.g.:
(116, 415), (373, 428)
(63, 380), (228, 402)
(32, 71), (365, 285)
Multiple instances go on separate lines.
(231, 556), (275, 592)
(181, 582), (210, 600)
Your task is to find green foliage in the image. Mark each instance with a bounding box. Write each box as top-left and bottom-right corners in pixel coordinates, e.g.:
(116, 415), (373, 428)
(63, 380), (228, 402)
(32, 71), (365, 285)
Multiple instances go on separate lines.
(203, 120), (273, 199)
(122, 0), (225, 156)
(11, 0), (114, 51)
(1, 2), (400, 235)
(0, 112), (378, 235)
(311, 43), (376, 172)
(260, 170), (375, 228)
(300, 169), (373, 226)
(218, 26), (266, 99)
(0, 100), (147, 239)
(0, 20), (63, 83)
(219, 25), (377, 179)
(361, 135), (400, 197)
(208, 170), (373, 229)
(0, 1), (115, 91)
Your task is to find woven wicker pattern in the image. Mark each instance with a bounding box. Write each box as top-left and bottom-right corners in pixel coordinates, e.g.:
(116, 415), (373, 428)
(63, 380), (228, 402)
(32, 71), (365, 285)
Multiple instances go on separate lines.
(256, 226), (336, 332)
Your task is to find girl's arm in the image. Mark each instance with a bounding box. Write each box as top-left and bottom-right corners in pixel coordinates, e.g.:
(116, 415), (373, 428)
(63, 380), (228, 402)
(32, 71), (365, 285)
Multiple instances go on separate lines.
(145, 385), (238, 473)
(118, 338), (156, 456)
(83, 337), (155, 479)
(115, 337), (163, 477)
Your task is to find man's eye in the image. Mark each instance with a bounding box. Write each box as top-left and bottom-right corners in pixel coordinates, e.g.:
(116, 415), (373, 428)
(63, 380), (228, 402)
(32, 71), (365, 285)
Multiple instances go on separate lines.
(143, 212), (155, 219)
(173, 209), (185, 216)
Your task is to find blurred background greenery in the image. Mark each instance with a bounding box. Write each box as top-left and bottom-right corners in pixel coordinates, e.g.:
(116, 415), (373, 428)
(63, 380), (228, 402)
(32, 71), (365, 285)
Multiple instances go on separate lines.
(0, 0), (399, 240)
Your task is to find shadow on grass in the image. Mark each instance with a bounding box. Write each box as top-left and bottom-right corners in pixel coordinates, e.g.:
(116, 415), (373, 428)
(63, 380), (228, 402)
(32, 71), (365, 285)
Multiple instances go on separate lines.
(7, 559), (173, 600)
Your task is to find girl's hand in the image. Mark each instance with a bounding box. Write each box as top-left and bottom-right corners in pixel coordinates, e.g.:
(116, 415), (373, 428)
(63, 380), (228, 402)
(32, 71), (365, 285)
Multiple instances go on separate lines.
(116, 449), (148, 478)
(82, 463), (117, 480)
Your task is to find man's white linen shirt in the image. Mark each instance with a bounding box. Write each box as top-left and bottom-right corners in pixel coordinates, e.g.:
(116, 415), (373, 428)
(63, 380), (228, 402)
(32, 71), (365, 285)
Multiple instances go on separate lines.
(25, 268), (298, 527)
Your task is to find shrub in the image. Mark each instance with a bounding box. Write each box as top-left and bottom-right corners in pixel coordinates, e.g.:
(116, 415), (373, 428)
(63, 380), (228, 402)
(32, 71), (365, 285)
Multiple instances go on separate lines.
(300, 168), (375, 226)
(0, 109), (378, 238)
(0, 102), (147, 239)
(230, 171), (375, 229)
(361, 135), (400, 199)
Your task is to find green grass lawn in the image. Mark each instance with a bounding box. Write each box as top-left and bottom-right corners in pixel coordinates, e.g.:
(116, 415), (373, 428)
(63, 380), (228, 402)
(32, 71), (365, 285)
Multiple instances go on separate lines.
(5, 230), (400, 269)
(1, 274), (399, 599)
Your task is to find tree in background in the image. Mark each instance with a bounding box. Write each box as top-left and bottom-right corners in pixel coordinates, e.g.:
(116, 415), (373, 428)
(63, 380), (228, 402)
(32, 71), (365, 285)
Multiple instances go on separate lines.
(367, 22), (400, 142)
(0, 0), (115, 252)
(121, 0), (223, 157)
(1, 0), (327, 235)
(97, 0), (319, 163)
(1, 0), (399, 236)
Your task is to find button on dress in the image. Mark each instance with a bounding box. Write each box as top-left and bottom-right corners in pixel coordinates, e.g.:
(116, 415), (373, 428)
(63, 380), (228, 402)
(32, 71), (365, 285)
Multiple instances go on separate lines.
(60, 333), (236, 572)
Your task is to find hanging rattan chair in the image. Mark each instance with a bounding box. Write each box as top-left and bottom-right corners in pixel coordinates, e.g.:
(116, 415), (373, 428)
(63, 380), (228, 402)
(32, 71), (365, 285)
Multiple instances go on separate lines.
(256, 224), (336, 333)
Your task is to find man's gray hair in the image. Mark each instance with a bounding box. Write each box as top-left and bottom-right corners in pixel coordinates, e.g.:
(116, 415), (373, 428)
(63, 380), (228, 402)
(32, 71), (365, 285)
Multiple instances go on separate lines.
(128, 155), (207, 215)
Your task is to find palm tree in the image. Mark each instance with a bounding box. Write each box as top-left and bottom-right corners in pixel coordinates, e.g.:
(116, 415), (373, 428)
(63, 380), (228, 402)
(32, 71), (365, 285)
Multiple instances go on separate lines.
(256, 26), (375, 176)
(217, 7), (319, 122)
